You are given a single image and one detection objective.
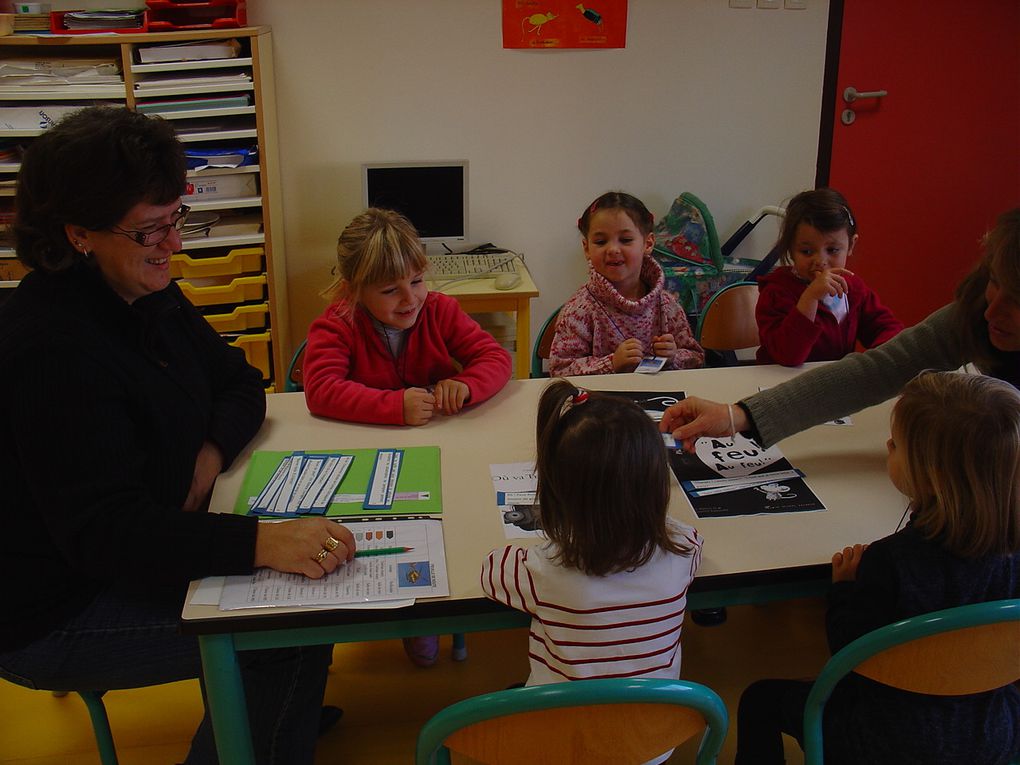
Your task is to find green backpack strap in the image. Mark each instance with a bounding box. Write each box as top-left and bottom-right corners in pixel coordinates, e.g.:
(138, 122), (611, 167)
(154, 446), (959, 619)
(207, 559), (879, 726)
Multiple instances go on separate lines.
(652, 191), (723, 272)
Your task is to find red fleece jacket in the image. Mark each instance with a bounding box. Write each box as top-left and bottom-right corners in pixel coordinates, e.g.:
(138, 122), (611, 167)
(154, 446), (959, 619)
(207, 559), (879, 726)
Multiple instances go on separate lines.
(303, 291), (512, 425)
(756, 266), (903, 366)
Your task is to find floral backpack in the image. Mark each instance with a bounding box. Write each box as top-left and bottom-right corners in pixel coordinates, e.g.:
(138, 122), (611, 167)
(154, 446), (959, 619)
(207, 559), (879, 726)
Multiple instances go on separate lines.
(652, 192), (723, 272)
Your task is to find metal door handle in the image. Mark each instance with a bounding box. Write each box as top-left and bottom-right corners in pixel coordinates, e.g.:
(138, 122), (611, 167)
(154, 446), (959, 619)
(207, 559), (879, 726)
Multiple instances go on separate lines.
(843, 86), (888, 103)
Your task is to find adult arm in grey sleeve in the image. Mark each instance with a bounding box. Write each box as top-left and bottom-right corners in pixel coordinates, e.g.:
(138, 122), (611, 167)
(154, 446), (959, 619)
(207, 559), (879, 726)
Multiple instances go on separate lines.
(742, 304), (966, 447)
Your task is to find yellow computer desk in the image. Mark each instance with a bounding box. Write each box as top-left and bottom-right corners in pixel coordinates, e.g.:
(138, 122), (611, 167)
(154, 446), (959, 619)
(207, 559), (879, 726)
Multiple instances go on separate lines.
(426, 265), (540, 379)
(182, 364), (903, 764)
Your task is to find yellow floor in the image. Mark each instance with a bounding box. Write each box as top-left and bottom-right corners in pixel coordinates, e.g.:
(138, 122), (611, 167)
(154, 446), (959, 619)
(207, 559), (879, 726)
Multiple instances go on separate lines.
(0, 598), (826, 764)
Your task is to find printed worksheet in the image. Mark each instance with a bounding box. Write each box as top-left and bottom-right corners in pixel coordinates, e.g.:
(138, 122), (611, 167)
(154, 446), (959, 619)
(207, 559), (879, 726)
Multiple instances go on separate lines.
(489, 462), (542, 539)
(218, 518), (448, 610)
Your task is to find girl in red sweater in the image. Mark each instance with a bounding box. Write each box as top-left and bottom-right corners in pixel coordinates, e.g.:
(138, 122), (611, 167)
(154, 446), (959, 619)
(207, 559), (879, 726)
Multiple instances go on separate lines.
(303, 208), (512, 667)
(304, 208), (512, 427)
(755, 189), (903, 365)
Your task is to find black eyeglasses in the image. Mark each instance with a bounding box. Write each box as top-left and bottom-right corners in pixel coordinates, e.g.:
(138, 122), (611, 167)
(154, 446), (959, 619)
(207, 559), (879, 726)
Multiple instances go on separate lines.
(109, 204), (191, 247)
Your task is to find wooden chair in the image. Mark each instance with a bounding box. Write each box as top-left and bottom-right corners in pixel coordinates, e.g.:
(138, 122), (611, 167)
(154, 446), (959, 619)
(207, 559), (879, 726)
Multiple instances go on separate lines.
(695, 282), (759, 367)
(803, 599), (1020, 765)
(530, 306), (562, 378)
(415, 677), (729, 765)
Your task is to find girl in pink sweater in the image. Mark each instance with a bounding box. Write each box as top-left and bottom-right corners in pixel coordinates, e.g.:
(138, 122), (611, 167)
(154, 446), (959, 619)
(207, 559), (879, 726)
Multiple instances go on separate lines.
(550, 191), (703, 376)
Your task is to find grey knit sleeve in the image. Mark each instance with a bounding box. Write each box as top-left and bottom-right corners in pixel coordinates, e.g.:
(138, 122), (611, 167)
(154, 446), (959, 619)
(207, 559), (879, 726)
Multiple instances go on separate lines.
(742, 304), (965, 447)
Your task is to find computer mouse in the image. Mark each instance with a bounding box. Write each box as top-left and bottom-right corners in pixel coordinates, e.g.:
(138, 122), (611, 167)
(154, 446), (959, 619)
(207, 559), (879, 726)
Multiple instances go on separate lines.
(494, 272), (522, 290)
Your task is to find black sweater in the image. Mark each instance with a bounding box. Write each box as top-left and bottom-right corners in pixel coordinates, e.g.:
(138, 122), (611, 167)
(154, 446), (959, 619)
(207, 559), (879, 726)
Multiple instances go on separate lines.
(0, 265), (264, 651)
(824, 520), (1019, 764)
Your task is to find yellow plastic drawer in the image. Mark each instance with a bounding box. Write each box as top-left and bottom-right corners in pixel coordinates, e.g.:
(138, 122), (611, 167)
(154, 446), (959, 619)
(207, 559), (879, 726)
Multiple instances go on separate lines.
(177, 275), (266, 307)
(230, 331), (272, 380)
(204, 303), (270, 332)
(171, 247), (264, 279)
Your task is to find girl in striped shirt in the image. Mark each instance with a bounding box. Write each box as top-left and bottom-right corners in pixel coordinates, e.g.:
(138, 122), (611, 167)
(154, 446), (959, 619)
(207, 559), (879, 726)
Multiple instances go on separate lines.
(482, 380), (703, 689)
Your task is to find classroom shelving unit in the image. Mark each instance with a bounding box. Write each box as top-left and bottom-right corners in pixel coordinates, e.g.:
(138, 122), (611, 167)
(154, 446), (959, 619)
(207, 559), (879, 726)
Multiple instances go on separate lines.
(0, 26), (289, 391)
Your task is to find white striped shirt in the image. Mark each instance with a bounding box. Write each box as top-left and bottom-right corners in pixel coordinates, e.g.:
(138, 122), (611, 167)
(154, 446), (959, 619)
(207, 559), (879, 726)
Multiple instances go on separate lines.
(480, 517), (702, 686)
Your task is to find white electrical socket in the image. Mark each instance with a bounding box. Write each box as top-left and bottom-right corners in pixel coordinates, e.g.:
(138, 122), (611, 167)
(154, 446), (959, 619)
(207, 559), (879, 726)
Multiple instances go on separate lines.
(757, 0), (781, 7)
(785, 0), (807, 8)
(729, 0), (754, 7)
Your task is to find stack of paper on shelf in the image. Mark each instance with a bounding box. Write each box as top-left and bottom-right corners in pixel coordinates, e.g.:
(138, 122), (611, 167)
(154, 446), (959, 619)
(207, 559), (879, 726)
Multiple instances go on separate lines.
(137, 38), (241, 64)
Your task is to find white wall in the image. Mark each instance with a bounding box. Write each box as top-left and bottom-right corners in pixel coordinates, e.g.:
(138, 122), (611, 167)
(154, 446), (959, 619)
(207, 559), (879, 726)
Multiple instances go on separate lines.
(248, 0), (830, 354)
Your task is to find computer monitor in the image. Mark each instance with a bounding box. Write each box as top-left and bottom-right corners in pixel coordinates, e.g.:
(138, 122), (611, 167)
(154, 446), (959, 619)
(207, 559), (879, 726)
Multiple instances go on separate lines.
(361, 161), (469, 251)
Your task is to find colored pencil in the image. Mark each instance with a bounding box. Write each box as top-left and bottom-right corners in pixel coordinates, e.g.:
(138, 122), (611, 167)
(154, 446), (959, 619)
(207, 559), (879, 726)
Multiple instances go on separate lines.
(355, 546), (414, 558)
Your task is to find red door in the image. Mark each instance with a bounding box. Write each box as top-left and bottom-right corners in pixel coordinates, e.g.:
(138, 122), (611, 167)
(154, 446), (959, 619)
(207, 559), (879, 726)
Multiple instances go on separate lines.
(823, 0), (1020, 327)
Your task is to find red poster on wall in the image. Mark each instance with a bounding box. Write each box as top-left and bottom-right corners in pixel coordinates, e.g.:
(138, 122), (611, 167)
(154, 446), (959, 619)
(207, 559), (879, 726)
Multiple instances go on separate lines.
(503, 0), (628, 49)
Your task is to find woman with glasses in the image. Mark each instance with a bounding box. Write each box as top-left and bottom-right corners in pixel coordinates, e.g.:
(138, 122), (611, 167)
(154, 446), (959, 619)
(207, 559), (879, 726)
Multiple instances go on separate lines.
(0, 106), (349, 764)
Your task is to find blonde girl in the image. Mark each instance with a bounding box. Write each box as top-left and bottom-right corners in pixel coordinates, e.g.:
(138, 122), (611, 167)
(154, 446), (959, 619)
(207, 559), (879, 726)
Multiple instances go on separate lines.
(736, 371), (1020, 764)
(303, 208), (512, 427)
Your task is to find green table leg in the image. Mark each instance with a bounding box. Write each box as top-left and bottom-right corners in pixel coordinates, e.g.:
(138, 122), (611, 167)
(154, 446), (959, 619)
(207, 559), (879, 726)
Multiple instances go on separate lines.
(199, 633), (255, 765)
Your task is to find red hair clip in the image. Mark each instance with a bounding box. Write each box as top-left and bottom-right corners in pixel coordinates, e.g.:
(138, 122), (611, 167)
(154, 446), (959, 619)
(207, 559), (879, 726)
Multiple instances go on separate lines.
(572, 389), (589, 404)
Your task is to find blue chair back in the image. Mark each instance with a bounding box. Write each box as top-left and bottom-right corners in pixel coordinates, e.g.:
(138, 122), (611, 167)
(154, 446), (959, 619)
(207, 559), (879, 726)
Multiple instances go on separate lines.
(803, 598), (1020, 764)
(416, 677), (728, 765)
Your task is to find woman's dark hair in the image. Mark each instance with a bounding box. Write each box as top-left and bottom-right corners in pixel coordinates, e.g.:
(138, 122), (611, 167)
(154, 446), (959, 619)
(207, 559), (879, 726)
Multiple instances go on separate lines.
(15, 106), (186, 273)
(777, 188), (858, 265)
(535, 379), (694, 576)
(577, 191), (654, 238)
(954, 207), (1020, 376)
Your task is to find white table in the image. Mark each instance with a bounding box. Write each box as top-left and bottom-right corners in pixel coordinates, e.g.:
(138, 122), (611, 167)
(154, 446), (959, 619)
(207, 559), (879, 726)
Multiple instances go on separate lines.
(183, 364), (904, 764)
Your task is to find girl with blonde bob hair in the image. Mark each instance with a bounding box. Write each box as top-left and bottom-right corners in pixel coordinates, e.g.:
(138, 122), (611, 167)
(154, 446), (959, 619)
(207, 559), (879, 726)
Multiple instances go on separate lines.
(736, 370), (1020, 764)
(303, 207), (512, 668)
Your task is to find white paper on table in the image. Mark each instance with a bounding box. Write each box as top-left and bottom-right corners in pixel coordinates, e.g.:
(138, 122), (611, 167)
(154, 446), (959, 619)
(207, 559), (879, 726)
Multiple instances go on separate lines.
(218, 518), (448, 610)
(489, 462), (544, 540)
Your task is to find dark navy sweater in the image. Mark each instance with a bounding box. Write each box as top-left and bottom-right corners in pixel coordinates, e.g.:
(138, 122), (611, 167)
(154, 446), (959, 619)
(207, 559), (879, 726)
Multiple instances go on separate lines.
(824, 520), (1019, 764)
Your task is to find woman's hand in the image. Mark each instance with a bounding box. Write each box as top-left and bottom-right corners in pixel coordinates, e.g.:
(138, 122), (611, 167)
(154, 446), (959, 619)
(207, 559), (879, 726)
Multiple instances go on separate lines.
(612, 338), (644, 372)
(183, 440), (224, 513)
(254, 519), (356, 579)
(660, 397), (748, 452)
(831, 543), (868, 582)
(652, 334), (677, 359)
(433, 379), (470, 415)
(403, 387), (436, 426)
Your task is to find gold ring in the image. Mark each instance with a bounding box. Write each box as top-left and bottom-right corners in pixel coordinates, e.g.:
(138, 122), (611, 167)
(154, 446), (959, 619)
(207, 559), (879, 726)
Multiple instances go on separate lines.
(324, 536), (340, 552)
(315, 548), (330, 564)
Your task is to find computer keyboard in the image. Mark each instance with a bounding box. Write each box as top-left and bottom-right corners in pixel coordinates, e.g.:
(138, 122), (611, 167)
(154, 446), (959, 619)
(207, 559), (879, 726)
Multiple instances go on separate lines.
(427, 253), (518, 279)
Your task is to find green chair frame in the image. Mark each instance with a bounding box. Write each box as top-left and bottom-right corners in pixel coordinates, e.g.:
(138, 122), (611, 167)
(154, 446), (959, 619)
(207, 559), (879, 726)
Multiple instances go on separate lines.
(803, 598), (1020, 765)
(284, 338), (307, 393)
(6, 685), (119, 765)
(529, 306), (562, 378)
(416, 677), (729, 765)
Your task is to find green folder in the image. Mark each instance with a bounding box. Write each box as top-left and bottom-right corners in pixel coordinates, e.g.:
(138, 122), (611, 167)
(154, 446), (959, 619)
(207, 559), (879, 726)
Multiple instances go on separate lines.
(233, 447), (442, 518)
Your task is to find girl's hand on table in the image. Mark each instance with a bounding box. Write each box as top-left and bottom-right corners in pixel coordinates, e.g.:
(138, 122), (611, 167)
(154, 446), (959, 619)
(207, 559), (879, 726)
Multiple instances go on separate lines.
(612, 338), (644, 372)
(652, 334), (676, 358)
(255, 519), (356, 579)
(831, 543), (868, 582)
(403, 387), (436, 426)
(433, 379), (469, 415)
